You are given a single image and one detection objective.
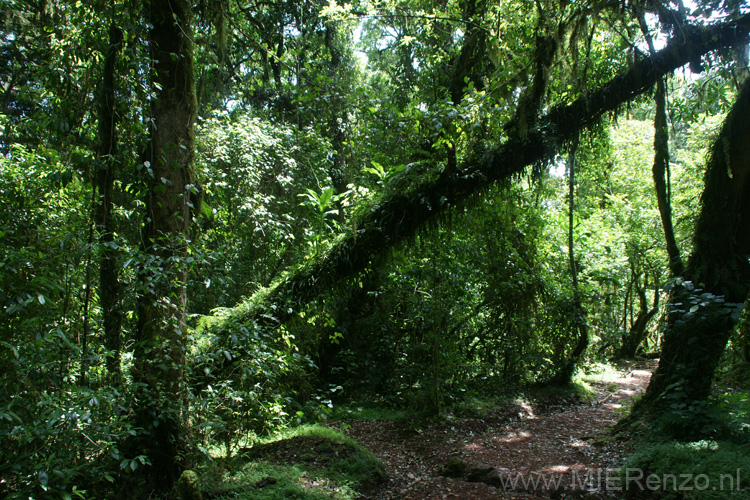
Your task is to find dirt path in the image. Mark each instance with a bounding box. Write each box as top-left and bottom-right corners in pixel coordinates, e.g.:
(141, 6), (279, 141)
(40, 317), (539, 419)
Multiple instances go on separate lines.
(343, 361), (656, 500)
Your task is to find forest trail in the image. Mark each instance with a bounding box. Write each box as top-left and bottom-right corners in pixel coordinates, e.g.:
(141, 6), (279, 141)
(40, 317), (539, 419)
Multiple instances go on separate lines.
(344, 361), (656, 500)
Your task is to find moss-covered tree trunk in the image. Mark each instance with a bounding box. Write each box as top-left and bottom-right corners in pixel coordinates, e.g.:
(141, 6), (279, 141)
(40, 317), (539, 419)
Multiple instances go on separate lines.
(134, 0), (197, 489)
(639, 10), (684, 277)
(652, 77), (684, 277)
(634, 79), (750, 430)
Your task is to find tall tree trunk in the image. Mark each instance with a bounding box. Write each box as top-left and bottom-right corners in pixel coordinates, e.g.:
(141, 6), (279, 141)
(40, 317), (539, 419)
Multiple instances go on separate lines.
(550, 139), (588, 384)
(639, 10), (684, 276)
(134, 0), (197, 489)
(96, 21), (123, 379)
(632, 80), (750, 432)
(652, 78), (683, 276)
(81, 204), (94, 386)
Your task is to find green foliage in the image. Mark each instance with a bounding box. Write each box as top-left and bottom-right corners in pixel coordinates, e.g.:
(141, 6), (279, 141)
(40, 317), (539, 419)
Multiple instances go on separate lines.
(0, 145), (90, 342)
(0, 358), (147, 499)
(623, 440), (750, 499)
(2, 0), (749, 495)
(330, 405), (409, 421)
(309, 181), (578, 409)
(0, 144), (140, 498)
(260, 424), (365, 450)
(713, 391), (750, 440)
(362, 161), (406, 187)
(191, 111), (336, 312)
(577, 362), (626, 384)
(298, 186), (351, 258)
(190, 316), (317, 456)
(206, 463), (356, 500)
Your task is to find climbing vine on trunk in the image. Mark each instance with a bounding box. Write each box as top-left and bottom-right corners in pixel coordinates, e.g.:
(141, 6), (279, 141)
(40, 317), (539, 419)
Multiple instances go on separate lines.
(133, 0), (198, 488)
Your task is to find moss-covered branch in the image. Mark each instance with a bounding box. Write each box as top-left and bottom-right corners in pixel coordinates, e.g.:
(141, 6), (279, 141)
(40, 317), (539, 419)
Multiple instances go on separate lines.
(213, 14), (750, 333)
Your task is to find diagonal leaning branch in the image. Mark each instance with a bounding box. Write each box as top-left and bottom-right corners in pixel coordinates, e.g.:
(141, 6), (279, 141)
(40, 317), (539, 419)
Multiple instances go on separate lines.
(216, 14), (750, 331)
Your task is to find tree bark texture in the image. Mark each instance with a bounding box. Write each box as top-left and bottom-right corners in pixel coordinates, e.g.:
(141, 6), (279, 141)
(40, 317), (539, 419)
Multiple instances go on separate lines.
(447, 0), (487, 104)
(96, 22), (123, 379)
(634, 79), (750, 430)
(134, 0), (197, 489)
(638, 3), (684, 278)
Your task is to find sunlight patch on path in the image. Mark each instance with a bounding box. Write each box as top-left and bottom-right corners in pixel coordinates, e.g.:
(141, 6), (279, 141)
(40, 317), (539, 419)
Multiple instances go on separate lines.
(494, 430), (533, 444)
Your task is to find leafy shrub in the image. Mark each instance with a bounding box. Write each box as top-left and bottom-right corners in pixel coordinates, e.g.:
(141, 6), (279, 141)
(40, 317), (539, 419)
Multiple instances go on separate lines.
(716, 391), (750, 439)
(0, 342), (147, 499)
(191, 112), (336, 313)
(190, 314), (317, 456)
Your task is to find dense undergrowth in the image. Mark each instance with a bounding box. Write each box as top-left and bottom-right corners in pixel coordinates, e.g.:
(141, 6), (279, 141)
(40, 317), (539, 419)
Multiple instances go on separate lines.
(194, 357), (750, 500)
(623, 440), (750, 500)
(4, 0), (750, 498)
(2, 318), (748, 500)
(171, 363), (622, 500)
(621, 356), (750, 500)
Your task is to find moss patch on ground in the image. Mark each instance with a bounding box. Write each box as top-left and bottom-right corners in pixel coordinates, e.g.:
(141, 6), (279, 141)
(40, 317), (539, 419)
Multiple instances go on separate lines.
(202, 425), (384, 500)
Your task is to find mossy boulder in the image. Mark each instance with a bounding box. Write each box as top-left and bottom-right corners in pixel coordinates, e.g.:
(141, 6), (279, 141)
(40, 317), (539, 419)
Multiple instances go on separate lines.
(466, 461), (494, 482)
(177, 469), (202, 500)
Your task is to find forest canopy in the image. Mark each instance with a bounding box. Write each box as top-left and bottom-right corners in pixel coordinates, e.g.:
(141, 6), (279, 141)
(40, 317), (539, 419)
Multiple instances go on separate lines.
(1, 0), (749, 498)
